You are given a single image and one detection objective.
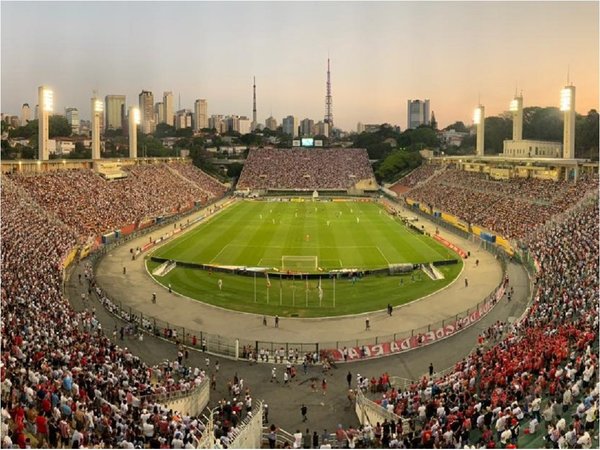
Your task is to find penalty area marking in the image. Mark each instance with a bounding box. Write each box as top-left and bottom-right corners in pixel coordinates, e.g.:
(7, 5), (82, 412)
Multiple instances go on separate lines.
(209, 243), (232, 265)
(376, 247), (391, 265)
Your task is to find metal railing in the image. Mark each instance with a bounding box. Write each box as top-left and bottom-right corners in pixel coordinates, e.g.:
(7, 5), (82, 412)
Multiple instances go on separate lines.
(354, 389), (415, 435)
(228, 401), (264, 449)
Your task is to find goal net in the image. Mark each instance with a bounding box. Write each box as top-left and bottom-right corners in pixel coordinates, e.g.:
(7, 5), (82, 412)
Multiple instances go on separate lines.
(282, 255), (318, 271)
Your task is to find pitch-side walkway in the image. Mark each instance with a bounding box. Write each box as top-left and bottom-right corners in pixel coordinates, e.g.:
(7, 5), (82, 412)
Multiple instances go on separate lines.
(95, 199), (503, 344)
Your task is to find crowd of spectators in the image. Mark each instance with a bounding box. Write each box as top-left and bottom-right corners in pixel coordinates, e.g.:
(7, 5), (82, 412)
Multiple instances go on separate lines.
(2, 160), (598, 449)
(359, 197), (598, 448)
(8, 162), (225, 240)
(168, 162), (227, 199)
(406, 168), (598, 239)
(390, 165), (443, 195)
(0, 174), (218, 449)
(236, 148), (377, 191)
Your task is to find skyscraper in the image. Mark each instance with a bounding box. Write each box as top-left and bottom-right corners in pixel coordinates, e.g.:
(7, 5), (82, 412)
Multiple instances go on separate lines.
(282, 115), (299, 137)
(265, 116), (277, 131)
(105, 95), (126, 130)
(139, 90), (155, 134)
(314, 121), (329, 137)
(406, 99), (430, 129)
(163, 91), (174, 126)
(20, 103), (31, 125)
(300, 118), (315, 137)
(65, 107), (80, 134)
(239, 116), (251, 135)
(194, 99), (208, 132)
(155, 102), (164, 124)
(175, 109), (193, 130)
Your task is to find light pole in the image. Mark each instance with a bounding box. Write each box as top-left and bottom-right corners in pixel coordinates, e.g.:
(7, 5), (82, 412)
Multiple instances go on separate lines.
(560, 86), (575, 160)
(129, 107), (140, 158)
(473, 105), (485, 157)
(38, 86), (53, 161)
(92, 97), (103, 160)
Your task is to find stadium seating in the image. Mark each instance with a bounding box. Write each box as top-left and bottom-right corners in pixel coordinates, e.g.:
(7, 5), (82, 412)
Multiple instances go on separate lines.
(0, 164), (226, 448)
(389, 164), (443, 195)
(359, 198), (598, 448)
(8, 162), (225, 239)
(1, 162), (597, 449)
(404, 168), (598, 240)
(236, 148), (377, 191)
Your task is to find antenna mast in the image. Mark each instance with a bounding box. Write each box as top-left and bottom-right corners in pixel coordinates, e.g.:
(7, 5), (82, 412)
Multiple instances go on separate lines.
(252, 76), (257, 131)
(324, 58), (333, 137)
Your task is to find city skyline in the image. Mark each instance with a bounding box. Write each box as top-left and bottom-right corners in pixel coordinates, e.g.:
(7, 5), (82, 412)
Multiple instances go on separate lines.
(1, 1), (598, 131)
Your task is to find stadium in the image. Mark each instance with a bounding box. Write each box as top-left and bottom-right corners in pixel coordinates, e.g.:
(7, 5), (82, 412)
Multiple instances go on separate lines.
(1, 142), (598, 449)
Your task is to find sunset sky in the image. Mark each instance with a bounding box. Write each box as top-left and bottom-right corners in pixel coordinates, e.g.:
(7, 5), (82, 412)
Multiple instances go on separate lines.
(2, 1), (598, 131)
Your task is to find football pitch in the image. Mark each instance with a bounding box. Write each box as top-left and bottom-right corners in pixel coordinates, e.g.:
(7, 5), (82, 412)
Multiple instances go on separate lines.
(147, 200), (463, 317)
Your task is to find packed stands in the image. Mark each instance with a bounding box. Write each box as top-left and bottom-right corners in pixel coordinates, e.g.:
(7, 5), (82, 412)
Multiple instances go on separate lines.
(359, 198), (598, 448)
(236, 148), (377, 191)
(8, 162), (225, 239)
(0, 175), (216, 449)
(169, 161), (227, 199)
(406, 168), (598, 239)
(389, 164), (443, 196)
(1, 159), (598, 449)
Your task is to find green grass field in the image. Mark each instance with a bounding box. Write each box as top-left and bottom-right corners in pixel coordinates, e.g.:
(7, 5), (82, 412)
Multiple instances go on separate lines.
(147, 200), (463, 317)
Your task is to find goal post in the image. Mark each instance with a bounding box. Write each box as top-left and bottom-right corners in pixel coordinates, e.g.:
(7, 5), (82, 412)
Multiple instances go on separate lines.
(281, 255), (318, 271)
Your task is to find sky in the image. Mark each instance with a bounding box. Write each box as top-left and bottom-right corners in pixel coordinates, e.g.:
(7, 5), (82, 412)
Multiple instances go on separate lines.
(1, 1), (598, 131)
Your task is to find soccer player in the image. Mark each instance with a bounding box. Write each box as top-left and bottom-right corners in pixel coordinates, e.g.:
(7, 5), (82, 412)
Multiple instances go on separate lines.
(218, 279), (223, 291)
(356, 217), (360, 224)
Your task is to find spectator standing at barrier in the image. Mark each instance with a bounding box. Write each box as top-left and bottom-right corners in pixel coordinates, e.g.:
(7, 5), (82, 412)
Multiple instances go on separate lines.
(293, 430), (302, 449)
(267, 425), (276, 449)
(303, 429), (311, 448)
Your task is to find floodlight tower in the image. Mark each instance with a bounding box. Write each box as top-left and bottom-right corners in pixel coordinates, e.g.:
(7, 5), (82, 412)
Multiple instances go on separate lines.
(560, 85), (576, 159)
(91, 96), (103, 160)
(473, 105), (485, 156)
(509, 93), (523, 140)
(129, 107), (140, 159)
(38, 86), (53, 160)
